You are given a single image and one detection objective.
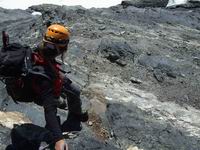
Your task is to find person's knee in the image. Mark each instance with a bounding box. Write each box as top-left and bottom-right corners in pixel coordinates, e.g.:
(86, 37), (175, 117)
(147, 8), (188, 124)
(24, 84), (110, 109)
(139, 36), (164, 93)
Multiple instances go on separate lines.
(70, 83), (81, 96)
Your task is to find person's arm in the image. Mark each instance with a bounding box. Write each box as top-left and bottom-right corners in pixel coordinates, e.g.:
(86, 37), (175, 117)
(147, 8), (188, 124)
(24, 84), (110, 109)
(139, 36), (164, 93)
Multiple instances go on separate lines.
(34, 77), (65, 145)
(39, 79), (69, 149)
(39, 79), (63, 142)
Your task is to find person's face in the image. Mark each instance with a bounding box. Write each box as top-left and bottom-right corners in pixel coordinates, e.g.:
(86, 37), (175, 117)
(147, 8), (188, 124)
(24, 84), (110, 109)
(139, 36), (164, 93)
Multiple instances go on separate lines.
(42, 41), (68, 59)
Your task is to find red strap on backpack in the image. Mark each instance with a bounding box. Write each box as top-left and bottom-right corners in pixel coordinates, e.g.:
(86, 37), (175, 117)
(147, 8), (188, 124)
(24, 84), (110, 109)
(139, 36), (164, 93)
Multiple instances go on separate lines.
(32, 52), (63, 97)
(53, 63), (63, 97)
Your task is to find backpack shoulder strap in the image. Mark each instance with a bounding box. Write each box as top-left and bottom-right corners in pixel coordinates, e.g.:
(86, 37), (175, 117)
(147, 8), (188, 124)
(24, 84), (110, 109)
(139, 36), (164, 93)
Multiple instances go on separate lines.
(22, 47), (33, 76)
(29, 52), (51, 80)
(25, 48), (32, 73)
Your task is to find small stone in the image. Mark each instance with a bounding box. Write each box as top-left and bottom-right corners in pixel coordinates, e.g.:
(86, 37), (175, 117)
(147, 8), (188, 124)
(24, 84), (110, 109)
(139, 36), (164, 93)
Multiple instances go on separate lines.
(153, 69), (164, 82)
(146, 52), (151, 56)
(88, 121), (93, 126)
(110, 130), (114, 137)
(193, 57), (200, 66)
(166, 72), (177, 78)
(180, 73), (186, 78)
(120, 31), (126, 35)
(97, 19), (104, 24)
(130, 77), (142, 84)
(99, 26), (106, 30)
(115, 59), (127, 67)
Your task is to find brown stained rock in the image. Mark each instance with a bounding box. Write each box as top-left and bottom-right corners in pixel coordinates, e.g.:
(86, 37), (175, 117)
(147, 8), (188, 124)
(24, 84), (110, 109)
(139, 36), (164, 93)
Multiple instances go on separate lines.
(87, 112), (109, 141)
(83, 87), (110, 140)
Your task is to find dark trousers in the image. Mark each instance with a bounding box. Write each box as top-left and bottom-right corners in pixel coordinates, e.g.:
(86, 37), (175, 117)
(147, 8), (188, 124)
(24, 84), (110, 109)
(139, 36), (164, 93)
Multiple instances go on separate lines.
(61, 77), (82, 115)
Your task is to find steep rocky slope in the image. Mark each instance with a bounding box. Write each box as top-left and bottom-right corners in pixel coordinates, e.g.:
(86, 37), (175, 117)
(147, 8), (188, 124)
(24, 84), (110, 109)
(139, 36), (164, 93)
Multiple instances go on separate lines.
(0, 2), (200, 150)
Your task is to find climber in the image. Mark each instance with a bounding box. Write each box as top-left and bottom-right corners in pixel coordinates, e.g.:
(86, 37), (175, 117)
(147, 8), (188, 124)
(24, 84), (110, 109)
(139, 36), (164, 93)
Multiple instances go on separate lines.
(5, 24), (88, 150)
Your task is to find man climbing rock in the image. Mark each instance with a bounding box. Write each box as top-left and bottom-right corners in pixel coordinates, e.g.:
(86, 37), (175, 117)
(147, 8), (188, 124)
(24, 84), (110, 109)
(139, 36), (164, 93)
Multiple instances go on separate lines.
(5, 24), (89, 150)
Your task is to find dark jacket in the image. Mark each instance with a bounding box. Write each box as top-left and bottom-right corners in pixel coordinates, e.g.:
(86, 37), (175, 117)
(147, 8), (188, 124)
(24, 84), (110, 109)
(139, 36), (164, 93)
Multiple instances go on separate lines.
(30, 51), (64, 142)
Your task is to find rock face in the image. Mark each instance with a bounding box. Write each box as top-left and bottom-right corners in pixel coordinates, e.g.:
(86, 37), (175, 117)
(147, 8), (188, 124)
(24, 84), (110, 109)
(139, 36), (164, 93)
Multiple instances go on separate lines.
(0, 3), (200, 150)
(121, 0), (169, 8)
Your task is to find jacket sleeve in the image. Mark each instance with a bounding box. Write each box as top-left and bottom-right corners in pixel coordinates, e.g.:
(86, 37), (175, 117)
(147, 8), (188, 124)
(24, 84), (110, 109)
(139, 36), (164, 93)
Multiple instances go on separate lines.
(34, 77), (64, 142)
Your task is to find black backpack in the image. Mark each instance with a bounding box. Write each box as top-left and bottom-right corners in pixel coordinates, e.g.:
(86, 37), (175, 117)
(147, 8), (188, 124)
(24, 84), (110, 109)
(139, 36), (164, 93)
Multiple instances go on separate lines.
(0, 41), (33, 103)
(0, 43), (32, 78)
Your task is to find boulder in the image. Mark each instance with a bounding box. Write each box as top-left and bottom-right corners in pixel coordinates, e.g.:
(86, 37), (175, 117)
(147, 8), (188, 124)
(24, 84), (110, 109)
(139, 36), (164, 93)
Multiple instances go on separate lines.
(138, 55), (181, 78)
(98, 37), (135, 65)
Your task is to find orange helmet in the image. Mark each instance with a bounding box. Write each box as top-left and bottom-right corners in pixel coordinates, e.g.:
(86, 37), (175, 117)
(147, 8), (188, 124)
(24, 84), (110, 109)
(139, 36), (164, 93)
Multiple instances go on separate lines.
(42, 24), (70, 58)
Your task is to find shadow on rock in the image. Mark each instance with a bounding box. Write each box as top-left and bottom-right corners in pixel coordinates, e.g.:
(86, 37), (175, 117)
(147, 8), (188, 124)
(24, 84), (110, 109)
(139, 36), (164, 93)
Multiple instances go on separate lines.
(6, 124), (54, 150)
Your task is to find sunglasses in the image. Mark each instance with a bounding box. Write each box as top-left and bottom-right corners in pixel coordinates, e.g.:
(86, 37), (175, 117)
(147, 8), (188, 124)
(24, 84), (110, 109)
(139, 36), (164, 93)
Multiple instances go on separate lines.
(43, 42), (67, 58)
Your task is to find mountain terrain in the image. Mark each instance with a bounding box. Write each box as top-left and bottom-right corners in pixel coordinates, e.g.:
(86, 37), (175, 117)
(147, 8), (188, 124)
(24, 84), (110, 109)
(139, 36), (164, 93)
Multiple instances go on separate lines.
(0, 1), (200, 149)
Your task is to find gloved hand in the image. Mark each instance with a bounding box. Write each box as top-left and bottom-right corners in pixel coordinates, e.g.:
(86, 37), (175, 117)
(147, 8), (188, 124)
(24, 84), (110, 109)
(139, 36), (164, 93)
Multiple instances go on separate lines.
(55, 139), (68, 150)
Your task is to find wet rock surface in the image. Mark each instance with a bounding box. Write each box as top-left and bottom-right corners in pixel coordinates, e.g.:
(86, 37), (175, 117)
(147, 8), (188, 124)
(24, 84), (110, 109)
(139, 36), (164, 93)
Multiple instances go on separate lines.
(0, 3), (200, 150)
